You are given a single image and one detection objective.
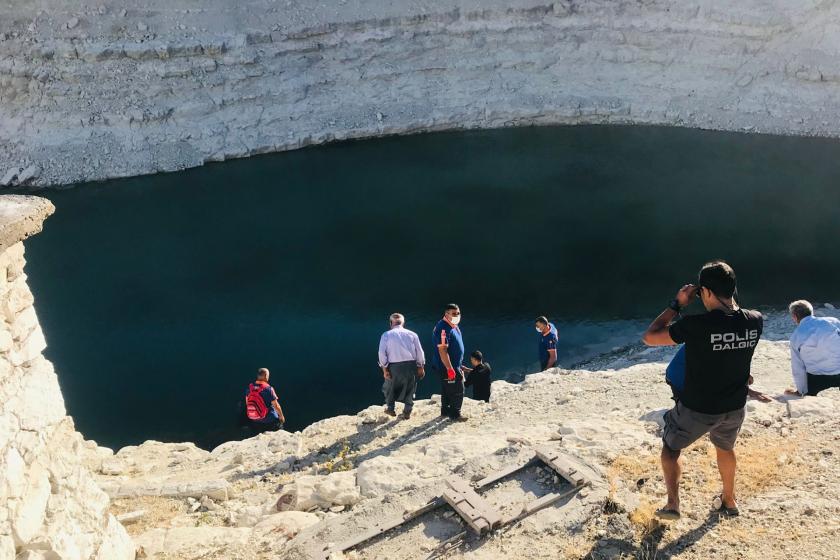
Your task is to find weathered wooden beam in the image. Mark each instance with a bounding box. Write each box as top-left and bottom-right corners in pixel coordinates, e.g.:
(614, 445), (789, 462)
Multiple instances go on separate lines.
(443, 478), (502, 535)
(475, 456), (539, 489)
(327, 497), (445, 556)
(500, 485), (582, 526)
(535, 447), (589, 487)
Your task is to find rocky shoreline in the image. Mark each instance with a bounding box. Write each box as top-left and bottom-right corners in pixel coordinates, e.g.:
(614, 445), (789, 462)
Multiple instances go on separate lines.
(1, 195), (838, 559)
(5, 0), (840, 187)
(86, 308), (840, 560)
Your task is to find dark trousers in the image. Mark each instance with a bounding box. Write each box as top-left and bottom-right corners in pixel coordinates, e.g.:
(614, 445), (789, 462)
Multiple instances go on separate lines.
(248, 418), (282, 436)
(807, 372), (840, 396)
(387, 361), (418, 414)
(440, 375), (464, 419)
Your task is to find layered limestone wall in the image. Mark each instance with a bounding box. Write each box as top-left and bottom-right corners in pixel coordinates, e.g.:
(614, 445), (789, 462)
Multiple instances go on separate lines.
(0, 196), (133, 560)
(3, 0), (840, 187)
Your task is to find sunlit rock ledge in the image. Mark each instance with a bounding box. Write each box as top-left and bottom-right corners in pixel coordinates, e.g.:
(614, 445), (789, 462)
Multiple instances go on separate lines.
(4, 0), (840, 187)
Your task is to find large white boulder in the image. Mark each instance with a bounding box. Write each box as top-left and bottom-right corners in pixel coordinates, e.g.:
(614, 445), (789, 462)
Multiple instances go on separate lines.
(277, 471), (361, 511)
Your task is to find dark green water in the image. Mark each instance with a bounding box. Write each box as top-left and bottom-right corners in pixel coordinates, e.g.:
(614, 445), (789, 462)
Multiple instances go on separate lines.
(21, 125), (840, 450)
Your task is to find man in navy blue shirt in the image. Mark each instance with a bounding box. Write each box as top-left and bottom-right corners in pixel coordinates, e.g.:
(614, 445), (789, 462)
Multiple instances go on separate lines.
(535, 316), (558, 371)
(432, 303), (467, 421)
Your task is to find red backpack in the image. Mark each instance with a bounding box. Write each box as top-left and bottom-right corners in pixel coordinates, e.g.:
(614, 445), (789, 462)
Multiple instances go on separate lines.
(245, 383), (269, 420)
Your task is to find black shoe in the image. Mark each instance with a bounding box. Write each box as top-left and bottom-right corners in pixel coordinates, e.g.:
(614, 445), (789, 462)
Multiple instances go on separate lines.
(401, 411), (411, 420)
(451, 415), (468, 422)
(384, 409), (396, 417)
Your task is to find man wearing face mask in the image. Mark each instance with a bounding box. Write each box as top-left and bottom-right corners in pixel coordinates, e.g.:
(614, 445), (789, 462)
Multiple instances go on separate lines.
(432, 303), (468, 421)
(535, 316), (558, 371)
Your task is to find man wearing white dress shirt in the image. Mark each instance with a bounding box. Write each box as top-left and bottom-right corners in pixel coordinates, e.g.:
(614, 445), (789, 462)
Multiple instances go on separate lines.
(378, 313), (426, 419)
(785, 300), (840, 396)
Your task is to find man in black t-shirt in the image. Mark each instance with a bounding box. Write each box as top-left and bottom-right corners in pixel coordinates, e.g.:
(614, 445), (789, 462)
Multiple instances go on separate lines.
(642, 261), (762, 521)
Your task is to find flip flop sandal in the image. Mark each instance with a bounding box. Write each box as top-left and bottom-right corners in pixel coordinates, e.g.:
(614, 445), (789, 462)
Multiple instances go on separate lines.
(655, 508), (681, 520)
(712, 495), (740, 517)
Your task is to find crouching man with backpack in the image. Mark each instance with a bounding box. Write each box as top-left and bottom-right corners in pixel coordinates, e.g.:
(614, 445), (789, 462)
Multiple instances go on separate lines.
(244, 368), (286, 435)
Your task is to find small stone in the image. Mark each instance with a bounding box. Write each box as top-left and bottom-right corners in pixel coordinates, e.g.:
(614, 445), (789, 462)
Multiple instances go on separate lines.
(119, 9), (127, 17)
(137, 22), (148, 32)
(66, 17), (80, 29)
(116, 510), (146, 524)
(376, 112), (384, 122)
(200, 496), (220, 511)
(329, 505), (345, 513)
(777, 454), (788, 466)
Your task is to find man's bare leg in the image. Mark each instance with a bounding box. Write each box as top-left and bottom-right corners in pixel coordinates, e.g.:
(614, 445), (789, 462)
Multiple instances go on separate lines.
(715, 447), (737, 507)
(661, 445), (682, 512)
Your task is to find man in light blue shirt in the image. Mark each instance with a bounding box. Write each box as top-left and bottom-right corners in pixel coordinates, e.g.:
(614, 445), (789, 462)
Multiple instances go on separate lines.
(378, 313), (425, 419)
(786, 300), (840, 396)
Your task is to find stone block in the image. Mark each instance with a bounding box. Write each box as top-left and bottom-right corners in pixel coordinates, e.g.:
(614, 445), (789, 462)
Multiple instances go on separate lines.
(9, 326), (46, 366)
(11, 306), (39, 341)
(4, 447), (26, 499)
(0, 243), (26, 281)
(252, 511), (319, 538)
(0, 535), (13, 560)
(12, 466), (50, 545)
(276, 471), (361, 511)
(93, 514), (135, 560)
(0, 329), (13, 353)
(13, 359), (66, 431)
(2, 277), (34, 322)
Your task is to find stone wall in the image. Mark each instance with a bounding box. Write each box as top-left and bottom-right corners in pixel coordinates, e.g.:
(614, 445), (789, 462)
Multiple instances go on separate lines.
(0, 196), (133, 560)
(3, 0), (840, 187)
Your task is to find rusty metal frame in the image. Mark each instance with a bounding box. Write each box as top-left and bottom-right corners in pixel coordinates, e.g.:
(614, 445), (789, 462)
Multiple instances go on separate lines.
(314, 446), (593, 559)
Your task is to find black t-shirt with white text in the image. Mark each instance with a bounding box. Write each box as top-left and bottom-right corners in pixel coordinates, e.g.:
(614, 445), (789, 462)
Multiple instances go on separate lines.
(669, 308), (763, 414)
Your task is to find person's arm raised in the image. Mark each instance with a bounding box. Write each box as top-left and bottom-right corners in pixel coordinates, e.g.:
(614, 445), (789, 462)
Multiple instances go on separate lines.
(643, 284), (696, 346)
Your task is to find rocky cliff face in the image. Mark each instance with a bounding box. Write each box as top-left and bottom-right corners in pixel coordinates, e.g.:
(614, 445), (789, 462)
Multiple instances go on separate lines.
(0, 196), (133, 560)
(3, 0), (840, 187)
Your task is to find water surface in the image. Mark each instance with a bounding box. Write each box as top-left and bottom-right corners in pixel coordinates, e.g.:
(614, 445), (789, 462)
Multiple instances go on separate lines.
(22, 125), (840, 449)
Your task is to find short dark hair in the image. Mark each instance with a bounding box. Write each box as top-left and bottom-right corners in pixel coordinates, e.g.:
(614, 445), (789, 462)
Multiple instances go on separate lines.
(471, 350), (483, 362)
(445, 303), (460, 311)
(535, 316), (549, 326)
(698, 260), (736, 299)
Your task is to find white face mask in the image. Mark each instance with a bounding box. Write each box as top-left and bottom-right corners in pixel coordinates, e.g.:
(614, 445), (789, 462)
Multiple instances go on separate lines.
(535, 327), (542, 333)
(449, 315), (461, 325)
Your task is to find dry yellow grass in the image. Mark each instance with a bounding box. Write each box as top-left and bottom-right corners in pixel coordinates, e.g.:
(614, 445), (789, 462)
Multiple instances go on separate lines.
(109, 496), (186, 536)
(604, 427), (811, 555)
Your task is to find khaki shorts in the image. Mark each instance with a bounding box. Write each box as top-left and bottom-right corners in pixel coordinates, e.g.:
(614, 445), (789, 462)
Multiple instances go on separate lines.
(663, 401), (745, 451)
